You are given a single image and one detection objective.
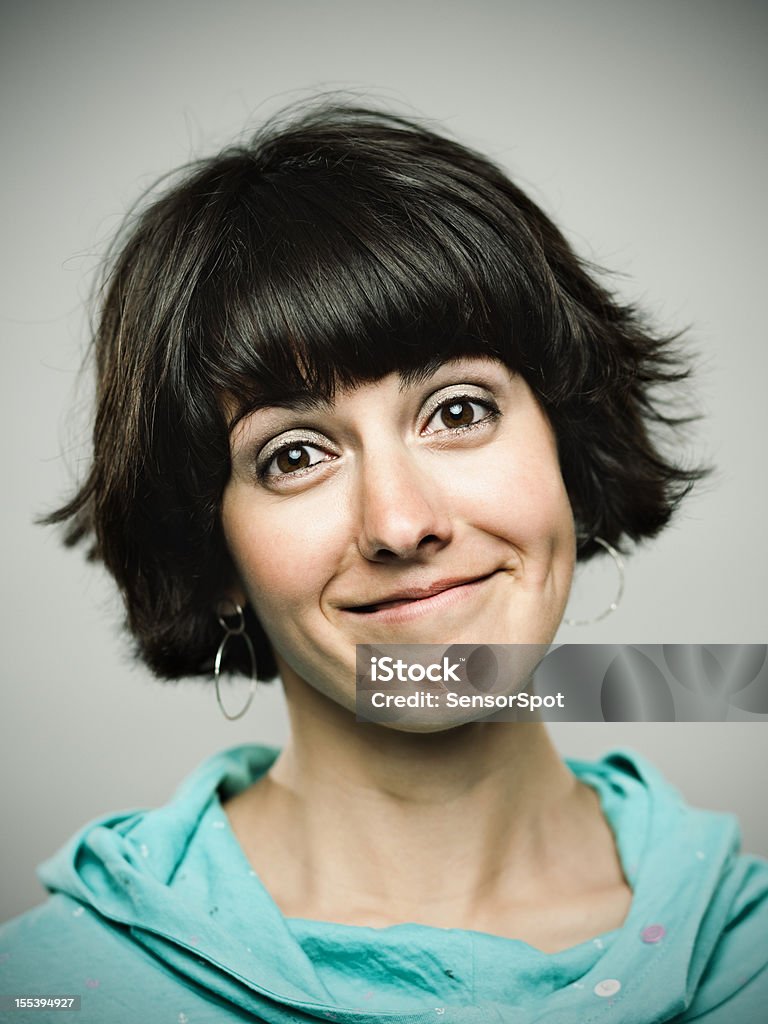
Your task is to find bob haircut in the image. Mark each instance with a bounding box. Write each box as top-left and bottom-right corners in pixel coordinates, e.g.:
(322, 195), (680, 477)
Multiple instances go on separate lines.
(50, 101), (703, 681)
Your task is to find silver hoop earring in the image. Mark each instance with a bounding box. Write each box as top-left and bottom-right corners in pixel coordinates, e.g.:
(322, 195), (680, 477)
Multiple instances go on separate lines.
(214, 601), (258, 720)
(563, 536), (625, 627)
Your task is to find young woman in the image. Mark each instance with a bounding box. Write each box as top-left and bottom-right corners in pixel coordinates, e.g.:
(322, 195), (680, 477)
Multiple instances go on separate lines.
(2, 103), (765, 1023)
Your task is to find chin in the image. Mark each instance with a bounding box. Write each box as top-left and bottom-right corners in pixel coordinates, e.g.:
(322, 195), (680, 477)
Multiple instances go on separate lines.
(366, 708), (500, 734)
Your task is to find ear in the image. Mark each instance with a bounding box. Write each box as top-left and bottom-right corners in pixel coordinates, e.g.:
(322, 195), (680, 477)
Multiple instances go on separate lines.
(218, 577), (247, 614)
(218, 580), (248, 614)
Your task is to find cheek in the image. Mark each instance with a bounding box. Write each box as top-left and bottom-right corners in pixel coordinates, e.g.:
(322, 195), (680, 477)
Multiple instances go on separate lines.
(512, 470), (575, 548)
(451, 441), (575, 559)
(221, 485), (347, 619)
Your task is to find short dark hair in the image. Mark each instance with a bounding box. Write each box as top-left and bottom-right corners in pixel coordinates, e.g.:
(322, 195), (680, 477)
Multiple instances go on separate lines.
(48, 101), (704, 680)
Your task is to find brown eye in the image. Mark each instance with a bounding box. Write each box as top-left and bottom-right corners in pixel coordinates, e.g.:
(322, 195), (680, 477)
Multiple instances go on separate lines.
(440, 401), (476, 428)
(276, 447), (310, 473)
(423, 395), (498, 436)
(264, 443), (330, 478)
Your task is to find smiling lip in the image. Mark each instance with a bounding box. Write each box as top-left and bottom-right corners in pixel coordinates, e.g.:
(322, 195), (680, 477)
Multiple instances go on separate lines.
(343, 573), (497, 620)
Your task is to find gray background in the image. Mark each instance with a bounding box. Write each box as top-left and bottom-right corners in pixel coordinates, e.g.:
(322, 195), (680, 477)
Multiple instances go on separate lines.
(1, 0), (766, 921)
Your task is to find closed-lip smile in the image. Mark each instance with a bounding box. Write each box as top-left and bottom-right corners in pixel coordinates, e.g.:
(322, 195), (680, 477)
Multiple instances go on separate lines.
(343, 572), (498, 618)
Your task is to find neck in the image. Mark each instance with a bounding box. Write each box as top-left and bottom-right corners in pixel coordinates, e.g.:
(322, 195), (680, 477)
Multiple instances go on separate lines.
(226, 659), (621, 939)
(278, 660), (571, 813)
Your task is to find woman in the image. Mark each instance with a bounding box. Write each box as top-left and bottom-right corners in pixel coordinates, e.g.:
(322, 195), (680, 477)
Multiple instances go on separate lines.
(2, 102), (765, 1022)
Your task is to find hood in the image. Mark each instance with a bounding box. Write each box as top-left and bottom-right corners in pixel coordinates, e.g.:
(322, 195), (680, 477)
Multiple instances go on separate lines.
(38, 745), (767, 1023)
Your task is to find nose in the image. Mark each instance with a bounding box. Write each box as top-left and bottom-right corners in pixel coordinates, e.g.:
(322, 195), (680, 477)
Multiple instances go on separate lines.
(355, 445), (453, 562)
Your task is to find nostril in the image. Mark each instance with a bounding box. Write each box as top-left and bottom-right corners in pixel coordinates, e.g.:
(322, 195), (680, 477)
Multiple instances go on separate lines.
(418, 534), (441, 548)
(372, 547), (399, 561)
(372, 534), (444, 562)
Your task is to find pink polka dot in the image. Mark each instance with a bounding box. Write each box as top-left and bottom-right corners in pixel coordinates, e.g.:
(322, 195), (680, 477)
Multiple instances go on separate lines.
(641, 924), (666, 943)
(84, 978), (100, 989)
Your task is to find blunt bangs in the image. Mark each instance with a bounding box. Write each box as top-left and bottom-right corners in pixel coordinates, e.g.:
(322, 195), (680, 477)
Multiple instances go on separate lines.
(186, 133), (558, 423)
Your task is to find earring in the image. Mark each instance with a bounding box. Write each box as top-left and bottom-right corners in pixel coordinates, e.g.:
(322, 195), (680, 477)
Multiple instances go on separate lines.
(563, 536), (625, 627)
(214, 601), (258, 720)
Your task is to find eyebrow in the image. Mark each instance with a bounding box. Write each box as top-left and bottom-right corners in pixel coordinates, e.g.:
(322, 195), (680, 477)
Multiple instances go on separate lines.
(397, 361), (451, 389)
(229, 392), (335, 430)
(266, 394), (337, 413)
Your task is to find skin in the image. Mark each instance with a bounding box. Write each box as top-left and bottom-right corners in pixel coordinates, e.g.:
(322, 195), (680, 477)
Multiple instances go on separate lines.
(221, 356), (631, 950)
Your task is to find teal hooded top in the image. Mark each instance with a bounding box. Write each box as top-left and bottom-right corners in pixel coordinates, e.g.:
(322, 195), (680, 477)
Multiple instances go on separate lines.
(1, 746), (766, 1022)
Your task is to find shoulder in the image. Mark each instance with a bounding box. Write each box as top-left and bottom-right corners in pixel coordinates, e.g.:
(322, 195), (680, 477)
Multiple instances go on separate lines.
(0, 895), (237, 1023)
(571, 749), (768, 1021)
(0, 894), (162, 994)
(673, 852), (768, 1022)
(0, 893), (117, 965)
(1, 895), (137, 1018)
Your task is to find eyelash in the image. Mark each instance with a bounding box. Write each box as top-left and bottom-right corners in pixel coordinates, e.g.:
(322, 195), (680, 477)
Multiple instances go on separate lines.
(422, 395), (499, 435)
(256, 394), (500, 483)
(258, 443), (333, 481)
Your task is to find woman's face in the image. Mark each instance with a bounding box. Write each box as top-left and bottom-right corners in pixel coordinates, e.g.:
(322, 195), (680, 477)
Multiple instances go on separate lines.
(222, 357), (576, 713)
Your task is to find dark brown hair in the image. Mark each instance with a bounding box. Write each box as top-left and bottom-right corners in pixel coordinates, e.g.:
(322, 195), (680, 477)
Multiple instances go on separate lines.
(48, 101), (704, 680)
